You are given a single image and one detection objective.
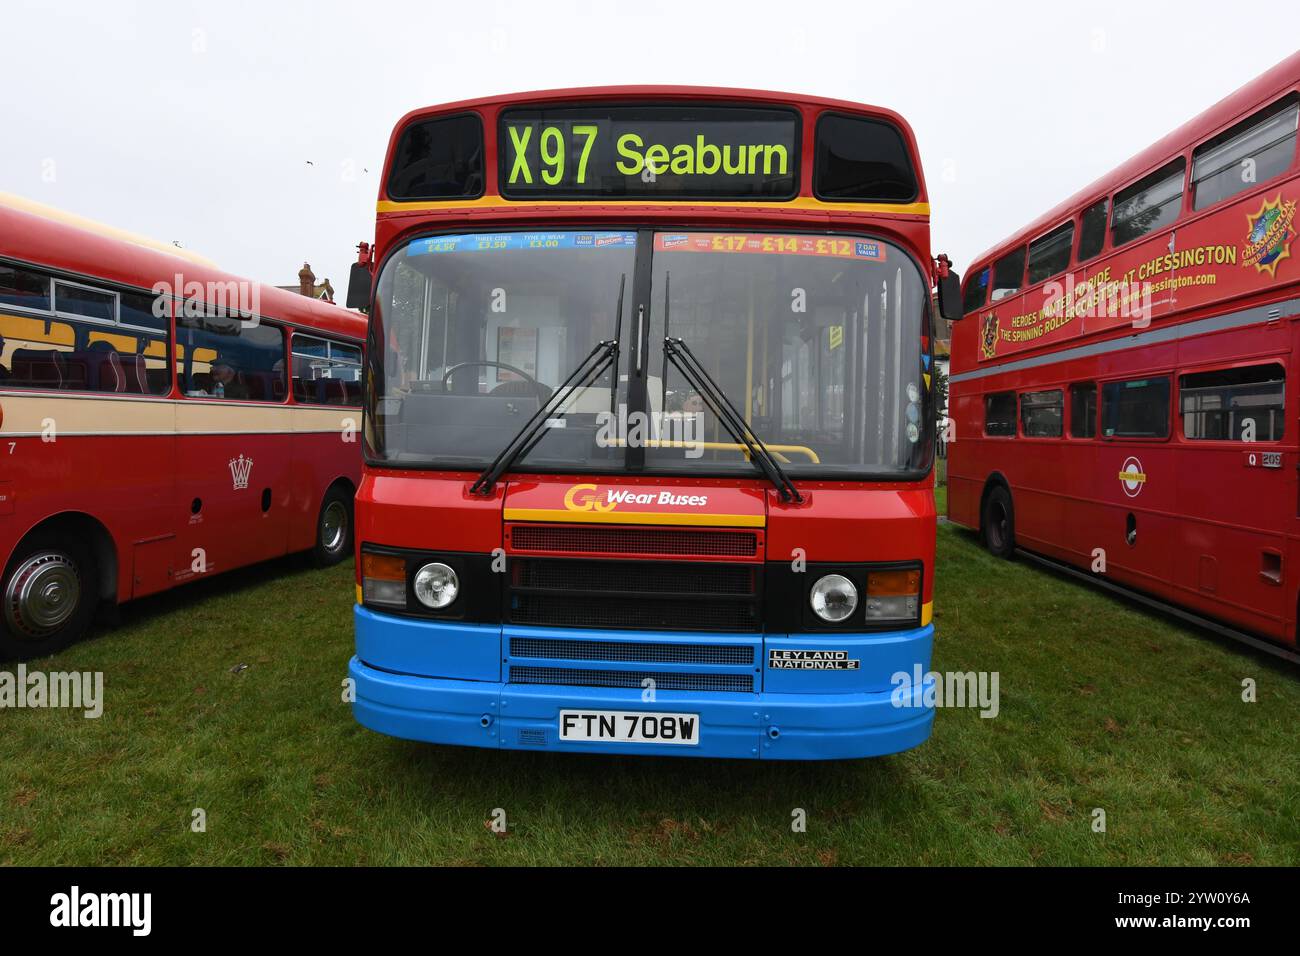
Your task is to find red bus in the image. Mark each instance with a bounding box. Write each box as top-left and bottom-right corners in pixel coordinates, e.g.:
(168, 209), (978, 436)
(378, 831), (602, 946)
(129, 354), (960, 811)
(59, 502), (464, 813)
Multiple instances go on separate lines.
(347, 87), (962, 759)
(0, 196), (366, 660)
(949, 53), (1300, 658)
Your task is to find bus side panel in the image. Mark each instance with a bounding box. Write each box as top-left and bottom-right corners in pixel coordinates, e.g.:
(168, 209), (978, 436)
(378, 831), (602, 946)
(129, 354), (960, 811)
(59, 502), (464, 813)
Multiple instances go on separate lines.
(945, 386), (983, 530)
(286, 406), (361, 555)
(173, 404), (292, 581)
(0, 394), (176, 604)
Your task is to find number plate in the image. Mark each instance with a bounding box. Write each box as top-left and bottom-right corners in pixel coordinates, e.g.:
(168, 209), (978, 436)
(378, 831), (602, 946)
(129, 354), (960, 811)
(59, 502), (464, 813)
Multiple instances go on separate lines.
(559, 710), (700, 746)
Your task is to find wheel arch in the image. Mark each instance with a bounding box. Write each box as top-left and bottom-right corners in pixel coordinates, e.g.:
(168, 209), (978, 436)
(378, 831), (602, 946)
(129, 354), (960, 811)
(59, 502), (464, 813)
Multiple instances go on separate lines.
(6, 511), (118, 605)
(977, 471), (1012, 537)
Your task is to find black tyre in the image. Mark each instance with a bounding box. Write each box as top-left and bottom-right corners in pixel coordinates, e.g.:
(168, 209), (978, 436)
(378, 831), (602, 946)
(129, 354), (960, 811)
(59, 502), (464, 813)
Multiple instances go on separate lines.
(0, 531), (99, 661)
(982, 485), (1016, 559)
(311, 485), (354, 567)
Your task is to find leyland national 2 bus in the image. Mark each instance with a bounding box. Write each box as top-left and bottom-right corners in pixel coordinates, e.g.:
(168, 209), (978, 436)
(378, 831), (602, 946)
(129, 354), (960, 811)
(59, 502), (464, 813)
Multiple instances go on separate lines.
(0, 195), (366, 660)
(948, 53), (1300, 660)
(347, 87), (962, 759)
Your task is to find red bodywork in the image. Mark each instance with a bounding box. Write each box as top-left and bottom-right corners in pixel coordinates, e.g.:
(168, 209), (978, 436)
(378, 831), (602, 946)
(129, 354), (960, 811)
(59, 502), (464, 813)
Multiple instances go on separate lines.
(949, 53), (1300, 646)
(358, 86), (939, 613)
(0, 203), (366, 605)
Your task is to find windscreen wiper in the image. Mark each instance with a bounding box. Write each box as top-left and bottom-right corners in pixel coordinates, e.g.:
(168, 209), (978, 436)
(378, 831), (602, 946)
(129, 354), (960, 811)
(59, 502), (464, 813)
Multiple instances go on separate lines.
(662, 336), (803, 504)
(470, 338), (618, 496)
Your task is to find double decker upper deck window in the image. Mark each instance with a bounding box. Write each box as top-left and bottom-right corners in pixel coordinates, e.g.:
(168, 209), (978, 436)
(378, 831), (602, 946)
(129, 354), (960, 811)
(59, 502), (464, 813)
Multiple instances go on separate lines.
(814, 113), (918, 202)
(1110, 159), (1186, 247)
(1192, 96), (1299, 210)
(387, 113), (484, 200)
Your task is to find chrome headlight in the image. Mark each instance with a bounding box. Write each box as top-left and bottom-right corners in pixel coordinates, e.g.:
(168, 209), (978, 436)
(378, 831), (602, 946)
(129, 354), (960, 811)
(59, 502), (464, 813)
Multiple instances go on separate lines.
(413, 562), (459, 609)
(810, 573), (858, 623)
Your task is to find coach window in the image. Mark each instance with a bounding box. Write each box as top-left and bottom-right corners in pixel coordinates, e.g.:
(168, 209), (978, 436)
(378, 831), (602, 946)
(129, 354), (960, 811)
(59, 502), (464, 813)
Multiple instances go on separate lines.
(962, 266), (989, 315)
(1026, 223), (1075, 285)
(990, 247), (1026, 302)
(1069, 382), (1097, 438)
(1101, 377), (1170, 439)
(1192, 96), (1299, 211)
(1180, 363), (1285, 441)
(0, 270), (170, 395)
(387, 113), (484, 200)
(984, 391), (1016, 436)
(1020, 389), (1063, 437)
(292, 334), (363, 406)
(1076, 199), (1108, 263)
(177, 312), (286, 402)
(1111, 159), (1186, 248)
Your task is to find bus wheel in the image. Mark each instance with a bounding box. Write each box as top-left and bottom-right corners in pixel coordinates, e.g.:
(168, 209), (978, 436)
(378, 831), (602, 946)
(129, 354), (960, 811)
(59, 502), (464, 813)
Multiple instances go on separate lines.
(0, 533), (98, 661)
(312, 486), (354, 567)
(982, 486), (1016, 559)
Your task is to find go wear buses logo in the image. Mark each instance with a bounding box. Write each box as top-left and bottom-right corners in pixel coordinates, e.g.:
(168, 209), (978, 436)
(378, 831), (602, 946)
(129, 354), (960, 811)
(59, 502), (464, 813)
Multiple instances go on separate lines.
(563, 483), (709, 512)
(1118, 456), (1146, 498)
(1242, 193), (1296, 278)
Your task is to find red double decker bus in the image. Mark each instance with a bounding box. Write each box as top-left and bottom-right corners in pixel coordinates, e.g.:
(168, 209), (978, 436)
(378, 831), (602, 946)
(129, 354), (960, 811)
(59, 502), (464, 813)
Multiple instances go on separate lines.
(0, 196), (366, 659)
(948, 54), (1300, 659)
(347, 87), (962, 759)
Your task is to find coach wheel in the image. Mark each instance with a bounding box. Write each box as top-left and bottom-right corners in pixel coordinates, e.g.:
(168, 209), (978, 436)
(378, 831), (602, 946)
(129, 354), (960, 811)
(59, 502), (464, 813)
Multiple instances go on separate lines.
(982, 485), (1016, 559)
(312, 487), (354, 567)
(0, 532), (98, 661)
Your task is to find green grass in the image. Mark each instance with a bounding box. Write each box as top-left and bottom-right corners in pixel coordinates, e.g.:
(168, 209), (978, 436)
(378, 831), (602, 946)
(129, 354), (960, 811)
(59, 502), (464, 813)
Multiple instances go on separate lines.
(2, 528), (1297, 866)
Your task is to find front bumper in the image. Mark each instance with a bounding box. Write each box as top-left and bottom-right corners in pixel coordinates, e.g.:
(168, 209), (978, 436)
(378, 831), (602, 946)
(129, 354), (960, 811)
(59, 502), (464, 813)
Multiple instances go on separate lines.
(350, 607), (935, 760)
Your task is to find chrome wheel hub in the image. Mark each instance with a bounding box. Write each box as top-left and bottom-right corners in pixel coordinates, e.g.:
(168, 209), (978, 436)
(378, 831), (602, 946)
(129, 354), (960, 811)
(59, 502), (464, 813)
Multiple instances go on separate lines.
(4, 552), (81, 639)
(321, 501), (348, 553)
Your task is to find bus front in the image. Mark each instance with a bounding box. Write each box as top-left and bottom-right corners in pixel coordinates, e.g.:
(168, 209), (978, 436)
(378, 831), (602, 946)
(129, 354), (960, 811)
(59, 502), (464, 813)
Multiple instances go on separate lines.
(350, 90), (953, 759)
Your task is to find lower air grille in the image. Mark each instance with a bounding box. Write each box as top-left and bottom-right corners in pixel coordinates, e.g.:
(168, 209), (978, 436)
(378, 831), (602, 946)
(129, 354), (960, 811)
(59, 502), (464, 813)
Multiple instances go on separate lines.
(510, 666), (753, 693)
(510, 594), (758, 631)
(509, 524), (758, 558)
(510, 637), (753, 665)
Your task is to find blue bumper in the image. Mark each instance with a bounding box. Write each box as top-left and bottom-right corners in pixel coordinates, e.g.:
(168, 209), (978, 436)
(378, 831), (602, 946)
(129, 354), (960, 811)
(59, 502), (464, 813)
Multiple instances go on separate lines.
(351, 607), (935, 760)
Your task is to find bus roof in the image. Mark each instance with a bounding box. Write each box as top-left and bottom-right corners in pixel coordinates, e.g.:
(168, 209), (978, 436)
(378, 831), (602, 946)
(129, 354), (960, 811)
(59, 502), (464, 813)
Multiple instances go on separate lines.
(969, 50), (1300, 269)
(0, 197), (366, 340)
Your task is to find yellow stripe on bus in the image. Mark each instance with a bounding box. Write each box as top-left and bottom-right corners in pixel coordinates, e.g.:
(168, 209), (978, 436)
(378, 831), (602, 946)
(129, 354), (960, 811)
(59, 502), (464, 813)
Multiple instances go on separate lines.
(921, 601), (933, 627)
(503, 507), (765, 528)
(377, 196), (930, 217)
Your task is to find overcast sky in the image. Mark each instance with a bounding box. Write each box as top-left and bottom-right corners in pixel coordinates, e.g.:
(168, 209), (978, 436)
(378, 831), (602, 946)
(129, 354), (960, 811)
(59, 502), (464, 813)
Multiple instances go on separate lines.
(4, 1), (1298, 299)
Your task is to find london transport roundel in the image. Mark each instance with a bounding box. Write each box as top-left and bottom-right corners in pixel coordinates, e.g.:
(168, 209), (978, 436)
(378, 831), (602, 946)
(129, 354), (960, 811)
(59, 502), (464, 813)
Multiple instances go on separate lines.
(1118, 456), (1146, 498)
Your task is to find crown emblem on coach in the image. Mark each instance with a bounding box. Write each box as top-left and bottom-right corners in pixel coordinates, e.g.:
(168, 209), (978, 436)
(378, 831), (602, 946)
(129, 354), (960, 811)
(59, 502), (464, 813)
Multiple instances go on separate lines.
(229, 454), (254, 490)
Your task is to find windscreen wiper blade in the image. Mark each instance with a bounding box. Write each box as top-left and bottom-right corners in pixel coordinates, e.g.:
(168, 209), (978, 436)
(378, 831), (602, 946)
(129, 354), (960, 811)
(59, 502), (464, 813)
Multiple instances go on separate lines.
(662, 336), (803, 504)
(470, 338), (618, 496)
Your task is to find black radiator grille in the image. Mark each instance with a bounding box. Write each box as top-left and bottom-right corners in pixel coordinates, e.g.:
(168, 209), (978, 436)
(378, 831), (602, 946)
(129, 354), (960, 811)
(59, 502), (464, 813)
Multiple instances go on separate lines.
(509, 524), (758, 558)
(507, 558), (761, 632)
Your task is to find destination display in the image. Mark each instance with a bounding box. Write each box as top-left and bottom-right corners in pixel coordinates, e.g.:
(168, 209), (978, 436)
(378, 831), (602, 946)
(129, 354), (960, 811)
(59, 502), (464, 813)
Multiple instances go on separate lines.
(499, 105), (798, 200)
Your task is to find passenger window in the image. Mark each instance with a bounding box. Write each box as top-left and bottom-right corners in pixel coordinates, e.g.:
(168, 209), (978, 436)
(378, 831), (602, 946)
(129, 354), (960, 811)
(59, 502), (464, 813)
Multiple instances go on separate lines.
(1077, 199), (1108, 263)
(1192, 97), (1299, 210)
(0, 264), (52, 311)
(1102, 377), (1170, 439)
(962, 266), (989, 315)
(54, 281), (115, 323)
(177, 312), (285, 402)
(1180, 363), (1285, 441)
(1026, 224), (1075, 285)
(1111, 160), (1186, 247)
(0, 310), (169, 395)
(1069, 382), (1097, 438)
(1020, 389), (1063, 437)
(292, 334), (363, 406)
(984, 391), (1017, 436)
(990, 247), (1026, 302)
